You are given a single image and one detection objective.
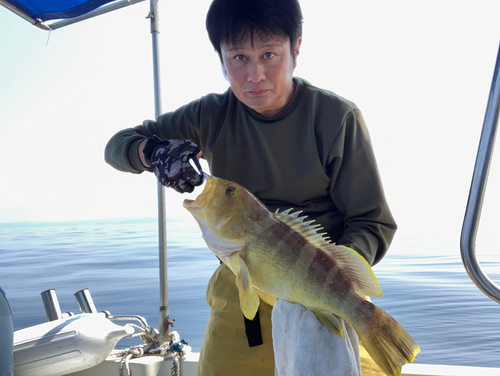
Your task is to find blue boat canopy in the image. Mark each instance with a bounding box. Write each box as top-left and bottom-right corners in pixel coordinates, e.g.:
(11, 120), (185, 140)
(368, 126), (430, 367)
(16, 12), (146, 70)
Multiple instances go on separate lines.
(0, 0), (144, 29)
(3, 0), (116, 21)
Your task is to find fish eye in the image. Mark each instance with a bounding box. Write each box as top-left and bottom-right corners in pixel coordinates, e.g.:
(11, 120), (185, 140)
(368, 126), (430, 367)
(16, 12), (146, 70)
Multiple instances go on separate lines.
(225, 186), (237, 197)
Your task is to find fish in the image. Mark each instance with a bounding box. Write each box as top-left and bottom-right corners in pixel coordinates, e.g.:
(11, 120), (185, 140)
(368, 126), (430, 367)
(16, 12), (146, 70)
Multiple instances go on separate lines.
(183, 176), (419, 376)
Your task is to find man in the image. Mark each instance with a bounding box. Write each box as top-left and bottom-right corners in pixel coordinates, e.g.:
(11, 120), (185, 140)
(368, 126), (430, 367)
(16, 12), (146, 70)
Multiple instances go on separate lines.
(105, 0), (396, 375)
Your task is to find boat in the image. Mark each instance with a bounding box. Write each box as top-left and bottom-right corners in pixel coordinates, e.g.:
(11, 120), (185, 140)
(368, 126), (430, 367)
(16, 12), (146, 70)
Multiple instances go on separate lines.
(2, 1), (500, 375)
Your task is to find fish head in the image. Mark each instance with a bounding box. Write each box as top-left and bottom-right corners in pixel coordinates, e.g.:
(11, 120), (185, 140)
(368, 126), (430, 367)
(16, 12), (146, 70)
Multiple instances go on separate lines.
(183, 176), (261, 239)
(183, 176), (267, 256)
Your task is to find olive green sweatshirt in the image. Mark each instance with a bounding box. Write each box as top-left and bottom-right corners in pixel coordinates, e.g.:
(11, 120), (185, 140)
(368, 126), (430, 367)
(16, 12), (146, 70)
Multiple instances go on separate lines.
(105, 77), (397, 266)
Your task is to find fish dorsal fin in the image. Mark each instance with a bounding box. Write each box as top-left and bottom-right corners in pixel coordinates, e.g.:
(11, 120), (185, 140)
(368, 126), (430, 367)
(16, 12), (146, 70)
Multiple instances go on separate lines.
(324, 245), (382, 297)
(274, 208), (331, 247)
(274, 209), (381, 297)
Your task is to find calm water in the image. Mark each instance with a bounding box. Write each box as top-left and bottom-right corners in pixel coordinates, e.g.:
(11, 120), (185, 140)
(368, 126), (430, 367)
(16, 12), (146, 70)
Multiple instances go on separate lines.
(1, 218), (499, 368)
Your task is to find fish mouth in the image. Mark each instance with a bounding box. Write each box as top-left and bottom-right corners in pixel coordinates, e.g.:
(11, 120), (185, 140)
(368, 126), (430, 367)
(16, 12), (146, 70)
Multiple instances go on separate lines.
(183, 176), (217, 214)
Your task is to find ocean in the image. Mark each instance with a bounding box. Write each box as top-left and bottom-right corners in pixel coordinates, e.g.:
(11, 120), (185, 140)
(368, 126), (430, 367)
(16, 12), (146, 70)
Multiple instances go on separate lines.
(1, 218), (499, 368)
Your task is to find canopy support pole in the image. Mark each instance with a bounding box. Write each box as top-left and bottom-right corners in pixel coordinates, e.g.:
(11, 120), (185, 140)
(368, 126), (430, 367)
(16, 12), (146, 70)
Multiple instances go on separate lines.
(148, 0), (169, 344)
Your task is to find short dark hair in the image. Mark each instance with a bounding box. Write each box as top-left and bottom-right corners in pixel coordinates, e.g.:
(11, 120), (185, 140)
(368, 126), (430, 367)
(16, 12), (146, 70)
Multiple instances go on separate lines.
(206, 0), (303, 59)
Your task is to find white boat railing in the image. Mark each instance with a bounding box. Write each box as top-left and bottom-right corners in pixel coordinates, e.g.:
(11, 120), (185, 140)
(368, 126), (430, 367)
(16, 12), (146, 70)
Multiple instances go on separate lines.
(460, 42), (500, 304)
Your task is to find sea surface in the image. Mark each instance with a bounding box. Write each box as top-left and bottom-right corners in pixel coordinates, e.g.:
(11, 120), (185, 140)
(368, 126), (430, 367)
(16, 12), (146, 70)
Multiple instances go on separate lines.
(1, 218), (499, 369)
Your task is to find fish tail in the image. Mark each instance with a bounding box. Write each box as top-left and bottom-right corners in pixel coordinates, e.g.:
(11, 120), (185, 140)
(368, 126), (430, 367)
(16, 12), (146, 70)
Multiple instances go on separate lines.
(356, 305), (420, 376)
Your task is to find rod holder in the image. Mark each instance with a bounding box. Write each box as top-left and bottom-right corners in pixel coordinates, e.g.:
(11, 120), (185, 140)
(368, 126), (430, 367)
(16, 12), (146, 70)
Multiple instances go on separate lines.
(41, 289), (62, 321)
(74, 289), (98, 314)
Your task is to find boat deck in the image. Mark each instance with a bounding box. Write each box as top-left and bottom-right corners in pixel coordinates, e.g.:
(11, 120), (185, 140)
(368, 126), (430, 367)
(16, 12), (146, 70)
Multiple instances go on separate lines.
(69, 353), (500, 376)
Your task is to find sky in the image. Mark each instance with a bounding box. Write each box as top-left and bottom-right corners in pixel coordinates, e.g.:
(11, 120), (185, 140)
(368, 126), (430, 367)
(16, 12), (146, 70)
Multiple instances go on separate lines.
(1, 0), (500, 253)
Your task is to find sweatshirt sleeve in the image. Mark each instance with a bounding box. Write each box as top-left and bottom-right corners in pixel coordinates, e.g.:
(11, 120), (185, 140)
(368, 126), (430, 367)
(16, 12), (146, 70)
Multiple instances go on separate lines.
(104, 99), (204, 174)
(328, 109), (397, 266)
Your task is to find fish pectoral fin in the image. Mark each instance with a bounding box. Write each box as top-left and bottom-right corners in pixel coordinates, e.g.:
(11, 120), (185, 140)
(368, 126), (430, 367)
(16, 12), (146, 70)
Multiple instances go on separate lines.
(312, 310), (344, 338)
(255, 289), (275, 307)
(235, 255), (260, 320)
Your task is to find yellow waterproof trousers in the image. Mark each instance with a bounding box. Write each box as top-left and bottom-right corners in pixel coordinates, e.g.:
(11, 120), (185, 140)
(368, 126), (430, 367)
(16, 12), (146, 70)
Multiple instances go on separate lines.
(198, 264), (275, 376)
(197, 264), (384, 376)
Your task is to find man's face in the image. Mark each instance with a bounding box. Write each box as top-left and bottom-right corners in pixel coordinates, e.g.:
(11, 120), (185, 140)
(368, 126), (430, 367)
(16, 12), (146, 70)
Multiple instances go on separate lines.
(221, 34), (301, 117)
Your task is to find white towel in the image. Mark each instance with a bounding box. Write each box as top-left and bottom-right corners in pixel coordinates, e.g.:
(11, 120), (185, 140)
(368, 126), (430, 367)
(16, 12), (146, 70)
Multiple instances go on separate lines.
(272, 299), (361, 376)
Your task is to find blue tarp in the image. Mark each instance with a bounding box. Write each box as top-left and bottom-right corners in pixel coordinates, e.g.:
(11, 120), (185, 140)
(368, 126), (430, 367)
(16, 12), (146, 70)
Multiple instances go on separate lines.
(4, 0), (117, 21)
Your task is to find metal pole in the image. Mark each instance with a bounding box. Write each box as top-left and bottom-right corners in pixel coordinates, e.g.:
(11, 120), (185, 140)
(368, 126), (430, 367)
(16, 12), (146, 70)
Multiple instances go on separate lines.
(460, 42), (500, 304)
(148, 0), (169, 343)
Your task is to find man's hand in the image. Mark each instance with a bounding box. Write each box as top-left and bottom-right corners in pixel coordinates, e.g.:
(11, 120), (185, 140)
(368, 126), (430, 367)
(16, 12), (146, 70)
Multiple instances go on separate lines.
(142, 136), (204, 193)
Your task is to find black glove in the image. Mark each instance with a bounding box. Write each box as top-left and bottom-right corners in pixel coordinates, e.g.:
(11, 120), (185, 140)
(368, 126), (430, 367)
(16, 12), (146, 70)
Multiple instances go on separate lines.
(143, 136), (203, 193)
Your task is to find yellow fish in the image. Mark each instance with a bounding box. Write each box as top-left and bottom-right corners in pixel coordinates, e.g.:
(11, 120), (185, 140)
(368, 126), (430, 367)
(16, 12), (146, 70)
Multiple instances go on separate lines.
(183, 176), (419, 376)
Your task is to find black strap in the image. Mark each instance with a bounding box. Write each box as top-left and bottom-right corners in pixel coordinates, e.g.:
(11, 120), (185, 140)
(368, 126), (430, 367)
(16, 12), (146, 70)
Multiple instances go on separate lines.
(243, 309), (263, 347)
